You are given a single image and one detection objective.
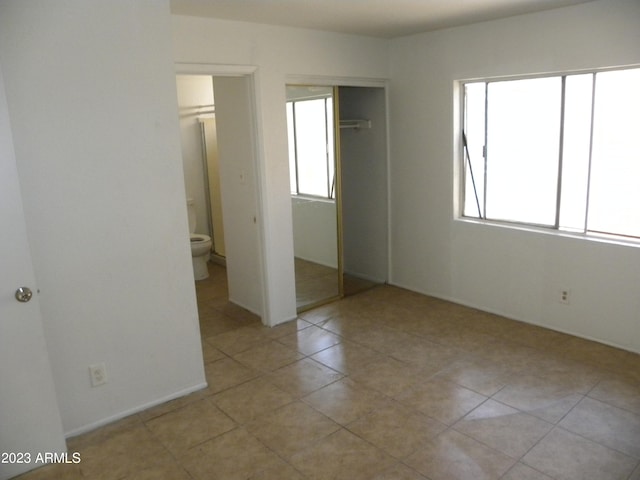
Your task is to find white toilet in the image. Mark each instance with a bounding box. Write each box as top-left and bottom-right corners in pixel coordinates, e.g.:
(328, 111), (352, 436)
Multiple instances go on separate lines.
(187, 198), (212, 281)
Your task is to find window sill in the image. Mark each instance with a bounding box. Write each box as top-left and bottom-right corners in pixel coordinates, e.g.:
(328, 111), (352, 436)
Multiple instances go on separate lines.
(291, 194), (335, 204)
(454, 217), (640, 249)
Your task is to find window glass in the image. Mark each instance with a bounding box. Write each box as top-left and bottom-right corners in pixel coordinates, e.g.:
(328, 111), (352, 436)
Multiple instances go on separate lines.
(588, 68), (640, 238)
(294, 99), (328, 197)
(286, 96), (334, 199)
(485, 77), (561, 226)
(461, 67), (640, 242)
(463, 83), (486, 218)
(326, 97), (335, 198)
(286, 102), (297, 194)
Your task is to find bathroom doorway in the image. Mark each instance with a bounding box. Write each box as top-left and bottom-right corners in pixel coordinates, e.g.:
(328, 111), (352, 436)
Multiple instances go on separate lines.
(176, 71), (264, 319)
(176, 75), (224, 262)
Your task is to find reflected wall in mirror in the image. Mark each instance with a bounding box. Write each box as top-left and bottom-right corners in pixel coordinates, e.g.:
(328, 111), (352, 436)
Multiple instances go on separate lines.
(286, 85), (341, 311)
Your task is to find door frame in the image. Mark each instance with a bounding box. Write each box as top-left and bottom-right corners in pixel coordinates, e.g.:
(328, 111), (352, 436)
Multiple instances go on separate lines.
(174, 63), (271, 324)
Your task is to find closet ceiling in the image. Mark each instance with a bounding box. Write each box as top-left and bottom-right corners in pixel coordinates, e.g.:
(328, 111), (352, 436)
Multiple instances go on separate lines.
(170, 0), (596, 38)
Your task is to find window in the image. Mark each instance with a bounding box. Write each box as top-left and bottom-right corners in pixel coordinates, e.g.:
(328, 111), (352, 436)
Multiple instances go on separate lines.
(462, 67), (640, 240)
(287, 96), (335, 199)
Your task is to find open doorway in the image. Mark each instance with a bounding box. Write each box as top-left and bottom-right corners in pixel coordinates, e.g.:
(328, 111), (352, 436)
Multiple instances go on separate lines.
(175, 73), (264, 320)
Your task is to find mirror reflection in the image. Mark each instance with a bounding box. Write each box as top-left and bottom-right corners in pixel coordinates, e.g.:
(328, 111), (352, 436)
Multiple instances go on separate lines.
(286, 85), (341, 311)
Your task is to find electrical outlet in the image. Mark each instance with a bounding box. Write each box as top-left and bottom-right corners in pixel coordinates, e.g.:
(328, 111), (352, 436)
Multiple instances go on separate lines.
(89, 363), (107, 387)
(559, 289), (571, 305)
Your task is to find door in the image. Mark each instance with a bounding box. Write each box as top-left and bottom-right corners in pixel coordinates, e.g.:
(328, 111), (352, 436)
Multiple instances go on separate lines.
(285, 85), (343, 311)
(211, 76), (263, 316)
(0, 67), (66, 479)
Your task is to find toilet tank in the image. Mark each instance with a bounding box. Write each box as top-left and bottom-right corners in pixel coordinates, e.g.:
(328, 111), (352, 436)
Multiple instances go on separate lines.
(187, 198), (196, 234)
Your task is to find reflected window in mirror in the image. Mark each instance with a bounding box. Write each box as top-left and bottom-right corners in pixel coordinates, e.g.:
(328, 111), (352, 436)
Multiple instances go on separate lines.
(286, 95), (335, 199)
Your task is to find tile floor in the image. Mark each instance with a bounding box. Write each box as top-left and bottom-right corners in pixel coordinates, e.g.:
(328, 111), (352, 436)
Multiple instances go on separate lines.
(294, 257), (379, 310)
(18, 263), (640, 480)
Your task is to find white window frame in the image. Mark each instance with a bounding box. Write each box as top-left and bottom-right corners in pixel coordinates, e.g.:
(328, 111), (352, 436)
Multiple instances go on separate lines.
(457, 65), (640, 245)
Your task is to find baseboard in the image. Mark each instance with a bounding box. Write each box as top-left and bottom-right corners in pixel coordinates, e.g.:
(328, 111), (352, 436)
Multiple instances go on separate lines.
(64, 382), (208, 439)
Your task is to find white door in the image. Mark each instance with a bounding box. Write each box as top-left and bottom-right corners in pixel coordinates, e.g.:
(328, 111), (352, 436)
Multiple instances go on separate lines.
(211, 76), (263, 317)
(0, 67), (66, 479)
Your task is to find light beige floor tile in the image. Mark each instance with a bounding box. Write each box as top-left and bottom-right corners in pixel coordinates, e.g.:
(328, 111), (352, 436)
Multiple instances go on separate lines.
(492, 374), (584, 423)
(501, 463), (554, 480)
(201, 339), (227, 363)
(197, 308), (239, 337)
(50, 264), (640, 480)
(348, 401), (447, 459)
(348, 356), (429, 397)
(75, 424), (169, 480)
(212, 376), (294, 424)
(297, 302), (343, 324)
(472, 340), (539, 371)
(453, 399), (553, 458)
(181, 428), (283, 480)
(372, 463), (430, 479)
(522, 427), (637, 480)
(198, 307), (256, 337)
(277, 325), (342, 355)
(426, 328), (498, 353)
(214, 301), (262, 324)
(203, 356), (260, 394)
(310, 340), (381, 374)
(405, 429), (516, 480)
(495, 323), (572, 352)
(120, 460), (192, 480)
(303, 377), (388, 425)
(254, 318), (313, 339)
(137, 389), (210, 422)
(206, 325), (269, 355)
(268, 358), (343, 397)
(523, 352), (604, 393)
(14, 463), (84, 480)
(348, 325), (420, 355)
(289, 428), (395, 480)
(232, 340), (303, 372)
(247, 401), (340, 458)
(588, 376), (640, 416)
(316, 313), (380, 338)
(388, 339), (463, 371)
(66, 414), (143, 451)
(247, 460), (306, 479)
(465, 311), (522, 337)
(559, 396), (640, 458)
(435, 357), (512, 396)
(144, 397), (236, 454)
(393, 313), (453, 338)
(552, 337), (640, 377)
(396, 378), (487, 425)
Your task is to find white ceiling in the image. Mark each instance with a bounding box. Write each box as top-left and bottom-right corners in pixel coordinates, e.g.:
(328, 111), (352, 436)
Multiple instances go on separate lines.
(170, 0), (596, 38)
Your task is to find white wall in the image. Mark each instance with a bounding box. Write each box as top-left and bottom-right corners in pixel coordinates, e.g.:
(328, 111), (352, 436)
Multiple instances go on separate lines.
(0, 0), (205, 435)
(389, 0), (640, 352)
(176, 74), (214, 238)
(172, 16), (389, 325)
(292, 197), (338, 268)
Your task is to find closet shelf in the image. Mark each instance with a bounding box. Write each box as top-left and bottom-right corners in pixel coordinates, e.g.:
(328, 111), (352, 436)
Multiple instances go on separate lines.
(339, 119), (371, 130)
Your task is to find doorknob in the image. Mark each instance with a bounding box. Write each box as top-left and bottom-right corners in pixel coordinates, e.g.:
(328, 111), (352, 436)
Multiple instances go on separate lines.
(15, 287), (33, 303)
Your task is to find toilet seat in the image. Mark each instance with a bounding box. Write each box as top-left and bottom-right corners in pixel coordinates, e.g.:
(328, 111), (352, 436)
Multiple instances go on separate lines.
(190, 234), (211, 243)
